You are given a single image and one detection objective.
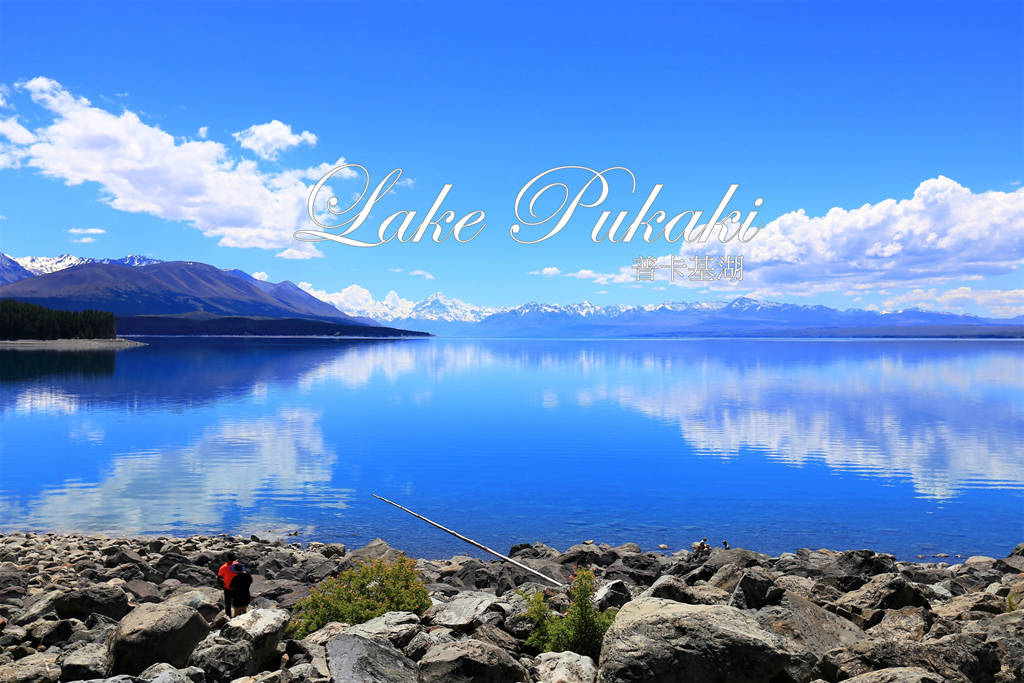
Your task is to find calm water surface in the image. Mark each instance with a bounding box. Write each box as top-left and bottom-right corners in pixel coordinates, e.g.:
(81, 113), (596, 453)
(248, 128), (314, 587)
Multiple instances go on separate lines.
(1, 338), (1021, 560)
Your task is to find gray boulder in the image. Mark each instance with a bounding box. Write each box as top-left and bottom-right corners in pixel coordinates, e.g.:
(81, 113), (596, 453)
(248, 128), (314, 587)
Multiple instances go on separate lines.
(843, 667), (945, 682)
(402, 628), (456, 661)
(54, 584), (132, 621)
(419, 639), (529, 683)
(344, 611), (421, 649)
(186, 634), (254, 683)
(324, 634), (417, 683)
(754, 591), (864, 659)
(138, 663), (205, 683)
(596, 598), (801, 683)
(833, 574), (931, 628)
(594, 581), (631, 611)
(165, 590), (223, 623)
(59, 642), (113, 681)
(426, 591), (499, 631)
(0, 653), (60, 683)
(220, 609), (289, 669)
(639, 576), (729, 605)
(533, 651), (597, 683)
(728, 567), (783, 610)
(110, 603), (210, 674)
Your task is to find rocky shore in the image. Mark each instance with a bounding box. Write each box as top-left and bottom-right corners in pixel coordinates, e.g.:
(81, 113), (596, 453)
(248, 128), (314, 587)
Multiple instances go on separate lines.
(0, 534), (1021, 683)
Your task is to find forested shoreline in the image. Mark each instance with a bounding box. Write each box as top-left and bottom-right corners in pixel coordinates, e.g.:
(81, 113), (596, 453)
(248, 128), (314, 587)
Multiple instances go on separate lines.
(0, 299), (116, 340)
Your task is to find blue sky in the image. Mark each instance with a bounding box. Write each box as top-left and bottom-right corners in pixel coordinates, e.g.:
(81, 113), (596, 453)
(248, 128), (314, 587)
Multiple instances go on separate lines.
(0, 1), (1021, 317)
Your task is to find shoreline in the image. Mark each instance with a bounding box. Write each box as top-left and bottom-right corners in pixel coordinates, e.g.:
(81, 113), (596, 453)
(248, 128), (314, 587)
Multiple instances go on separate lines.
(0, 532), (1020, 682)
(0, 338), (147, 351)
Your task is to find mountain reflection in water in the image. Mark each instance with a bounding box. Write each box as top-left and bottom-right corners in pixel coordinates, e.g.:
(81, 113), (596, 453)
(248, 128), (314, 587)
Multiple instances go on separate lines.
(1, 338), (1020, 559)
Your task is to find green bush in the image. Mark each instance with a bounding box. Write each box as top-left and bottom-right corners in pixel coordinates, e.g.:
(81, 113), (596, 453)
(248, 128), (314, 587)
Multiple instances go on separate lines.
(287, 556), (431, 638)
(525, 567), (617, 660)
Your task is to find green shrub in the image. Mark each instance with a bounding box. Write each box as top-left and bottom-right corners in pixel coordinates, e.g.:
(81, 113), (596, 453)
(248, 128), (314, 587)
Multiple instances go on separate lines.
(524, 567), (617, 660)
(287, 556), (431, 638)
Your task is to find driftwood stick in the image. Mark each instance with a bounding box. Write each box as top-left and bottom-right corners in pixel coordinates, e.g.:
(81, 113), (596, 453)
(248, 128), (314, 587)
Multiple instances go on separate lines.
(371, 494), (565, 588)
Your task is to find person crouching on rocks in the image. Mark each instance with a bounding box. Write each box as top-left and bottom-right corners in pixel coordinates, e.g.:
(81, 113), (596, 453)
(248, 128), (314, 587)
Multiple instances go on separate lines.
(229, 561), (253, 617)
(217, 554), (239, 617)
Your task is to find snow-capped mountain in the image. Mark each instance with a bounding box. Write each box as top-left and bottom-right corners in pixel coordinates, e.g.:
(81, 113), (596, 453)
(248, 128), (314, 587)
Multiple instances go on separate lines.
(402, 292), (506, 323)
(12, 254), (162, 275)
(350, 294), (1016, 337)
(0, 253), (34, 286)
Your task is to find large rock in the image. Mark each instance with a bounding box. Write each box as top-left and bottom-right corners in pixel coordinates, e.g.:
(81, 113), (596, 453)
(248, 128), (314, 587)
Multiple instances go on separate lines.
(843, 668), (945, 682)
(165, 589), (223, 623)
(639, 576), (729, 605)
(833, 574), (931, 628)
(402, 628), (456, 661)
(533, 651), (597, 683)
(344, 611), (422, 649)
(187, 633), (254, 683)
(0, 653), (60, 683)
(594, 581), (631, 611)
(220, 608), (289, 669)
(138, 663), (206, 683)
(728, 567), (783, 610)
(597, 598), (803, 682)
(426, 591), (499, 631)
(110, 603), (210, 674)
(59, 642), (113, 681)
(818, 633), (1001, 683)
(54, 584), (132, 621)
(866, 607), (933, 641)
(419, 639), (529, 683)
(931, 591), (1004, 621)
(324, 634), (417, 683)
(754, 591), (864, 659)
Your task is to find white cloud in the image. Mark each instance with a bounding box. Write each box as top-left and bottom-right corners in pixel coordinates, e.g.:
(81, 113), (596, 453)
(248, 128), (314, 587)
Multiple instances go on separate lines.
(252, 271), (268, 281)
(742, 176), (1024, 290)
(3, 77), (345, 253)
(389, 267), (403, 273)
(409, 269), (435, 280)
(523, 177), (1024, 316)
(72, 236), (95, 244)
(198, 126), (208, 139)
(298, 282), (415, 320)
(276, 244), (323, 260)
(232, 119), (317, 161)
(883, 287), (1024, 318)
(68, 227), (105, 235)
(528, 266), (562, 277)
(0, 116), (36, 145)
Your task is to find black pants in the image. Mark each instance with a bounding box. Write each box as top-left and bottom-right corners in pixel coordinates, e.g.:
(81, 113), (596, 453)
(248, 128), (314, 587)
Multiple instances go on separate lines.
(223, 589), (234, 613)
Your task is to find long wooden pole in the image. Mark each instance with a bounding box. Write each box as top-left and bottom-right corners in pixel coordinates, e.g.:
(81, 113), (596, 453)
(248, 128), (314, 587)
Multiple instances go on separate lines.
(372, 494), (565, 588)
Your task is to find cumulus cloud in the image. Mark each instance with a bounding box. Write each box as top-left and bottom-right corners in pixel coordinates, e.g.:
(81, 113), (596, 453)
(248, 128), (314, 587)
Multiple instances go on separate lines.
(525, 177), (1024, 316)
(409, 269), (434, 280)
(198, 126), (208, 139)
(298, 282), (415, 320)
(0, 116), (36, 145)
(232, 120), (317, 161)
(528, 266), (562, 277)
(68, 227), (105, 235)
(252, 271), (268, 281)
(0, 77), (356, 255)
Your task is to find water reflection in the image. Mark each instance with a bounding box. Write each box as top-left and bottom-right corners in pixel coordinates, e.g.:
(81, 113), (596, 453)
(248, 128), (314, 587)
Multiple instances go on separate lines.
(4, 408), (351, 535)
(0, 338), (1021, 552)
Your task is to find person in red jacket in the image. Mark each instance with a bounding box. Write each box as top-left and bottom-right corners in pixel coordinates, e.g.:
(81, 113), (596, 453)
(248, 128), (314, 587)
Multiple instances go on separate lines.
(216, 554), (239, 617)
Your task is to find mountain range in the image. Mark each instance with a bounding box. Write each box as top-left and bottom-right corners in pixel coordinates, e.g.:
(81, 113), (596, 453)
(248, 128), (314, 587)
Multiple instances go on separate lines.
(1, 252), (1020, 337)
(0, 254), (368, 323)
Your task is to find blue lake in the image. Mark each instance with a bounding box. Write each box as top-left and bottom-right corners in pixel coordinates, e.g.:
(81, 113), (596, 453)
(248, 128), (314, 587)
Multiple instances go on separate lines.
(1, 338), (1021, 560)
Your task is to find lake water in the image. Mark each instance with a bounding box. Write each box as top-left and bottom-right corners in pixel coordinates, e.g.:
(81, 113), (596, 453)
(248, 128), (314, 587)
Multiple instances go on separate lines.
(1, 338), (1021, 561)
